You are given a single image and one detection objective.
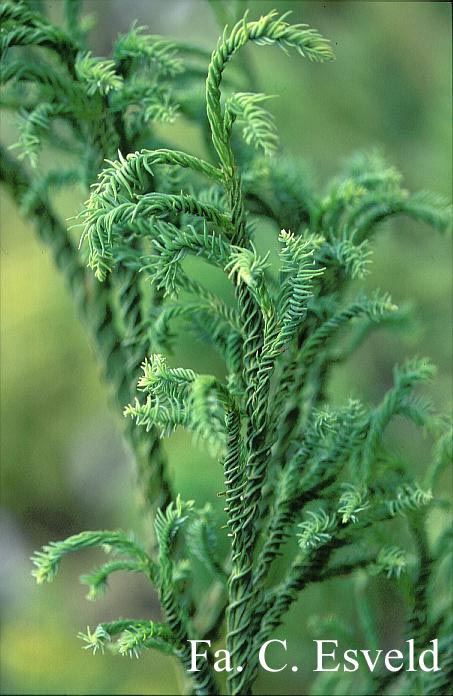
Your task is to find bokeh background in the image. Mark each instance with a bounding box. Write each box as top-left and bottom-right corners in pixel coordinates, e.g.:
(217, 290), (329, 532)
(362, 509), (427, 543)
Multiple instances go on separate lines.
(1, 1), (451, 694)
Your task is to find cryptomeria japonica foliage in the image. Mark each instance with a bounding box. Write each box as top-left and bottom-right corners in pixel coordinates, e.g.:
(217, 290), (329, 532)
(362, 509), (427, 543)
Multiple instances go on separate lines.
(1, 1), (452, 694)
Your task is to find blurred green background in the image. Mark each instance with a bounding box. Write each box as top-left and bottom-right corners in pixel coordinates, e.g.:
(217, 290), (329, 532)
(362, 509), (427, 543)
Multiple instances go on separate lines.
(1, 1), (451, 694)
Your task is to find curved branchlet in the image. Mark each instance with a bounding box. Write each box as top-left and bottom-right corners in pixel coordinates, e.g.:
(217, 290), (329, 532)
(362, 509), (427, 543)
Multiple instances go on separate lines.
(79, 192), (234, 281)
(205, 9), (334, 174)
(154, 496), (219, 694)
(360, 357), (437, 481)
(141, 221), (233, 296)
(31, 530), (157, 585)
(78, 620), (174, 657)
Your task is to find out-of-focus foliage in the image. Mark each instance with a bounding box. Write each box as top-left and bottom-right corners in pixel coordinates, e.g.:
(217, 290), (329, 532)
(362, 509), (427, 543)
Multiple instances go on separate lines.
(0, 1), (451, 695)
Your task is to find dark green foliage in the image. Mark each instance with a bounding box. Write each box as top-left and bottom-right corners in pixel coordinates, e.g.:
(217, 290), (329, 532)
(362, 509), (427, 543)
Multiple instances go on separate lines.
(1, 1), (451, 694)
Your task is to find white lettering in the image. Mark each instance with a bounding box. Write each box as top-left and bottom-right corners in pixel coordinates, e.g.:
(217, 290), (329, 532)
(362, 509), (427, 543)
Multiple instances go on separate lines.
(314, 640), (340, 672)
(214, 649), (233, 673)
(419, 640), (440, 672)
(343, 649), (359, 672)
(385, 650), (404, 672)
(188, 640), (211, 672)
(406, 639), (416, 671)
(259, 639), (288, 672)
(361, 649), (382, 672)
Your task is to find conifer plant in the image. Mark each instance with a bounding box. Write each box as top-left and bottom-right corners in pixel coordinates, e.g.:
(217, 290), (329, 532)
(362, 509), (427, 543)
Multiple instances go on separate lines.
(1, 1), (451, 694)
